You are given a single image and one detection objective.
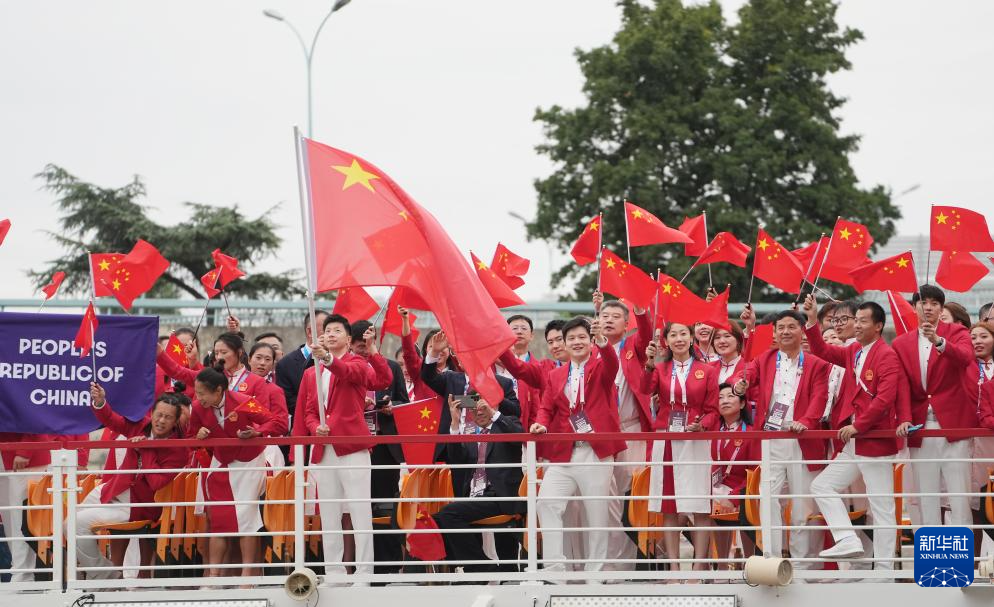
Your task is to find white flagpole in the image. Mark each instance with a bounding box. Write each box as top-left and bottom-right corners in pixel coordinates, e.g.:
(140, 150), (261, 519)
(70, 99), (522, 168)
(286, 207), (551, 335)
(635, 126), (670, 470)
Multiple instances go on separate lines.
(85, 252), (99, 381)
(294, 126), (328, 424)
(624, 202), (632, 264)
(703, 211), (712, 288)
(810, 217), (840, 295)
(793, 232), (825, 305)
(888, 291), (909, 334)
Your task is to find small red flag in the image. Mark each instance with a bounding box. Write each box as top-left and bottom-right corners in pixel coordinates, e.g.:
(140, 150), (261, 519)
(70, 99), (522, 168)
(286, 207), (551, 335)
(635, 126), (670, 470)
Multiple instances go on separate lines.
(333, 286), (380, 322)
(624, 201), (693, 247)
(41, 271), (66, 300)
(0, 219), (10, 247)
(753, 228), (805, 294)
(655, 273), (730, 331)
(570, 216), (602, 266)
(392, 397), (443, 465)
(931, 206), (994, 252)
(886, 291), (918, 337)
(935, 250), (989, 292)
(694, 232), (751, 268)
(823, 218), (873, 278)
(381, 289), (420, 344)
(211, 249), (245, 288)
(490, 243), (530, 290)
(165, 333), (190, 367)
(679, 214), (707, 257)
(406, 508), (446, 562)
(600, 249), (658, 309)
(200, 267), (222, 298)
(74, 302), (98, 357)
(472, 252), (525, 308)
(90, 252), (126, 297)
(742, 323), (775, 362)
(101, 240), (170, 312)
(849, 251), (918, 294)
(792, 236), (862, 286)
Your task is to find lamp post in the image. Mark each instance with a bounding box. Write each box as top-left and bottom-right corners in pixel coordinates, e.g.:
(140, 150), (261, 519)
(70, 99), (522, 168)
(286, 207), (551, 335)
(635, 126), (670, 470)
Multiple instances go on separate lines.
(263, 0), (352, 137)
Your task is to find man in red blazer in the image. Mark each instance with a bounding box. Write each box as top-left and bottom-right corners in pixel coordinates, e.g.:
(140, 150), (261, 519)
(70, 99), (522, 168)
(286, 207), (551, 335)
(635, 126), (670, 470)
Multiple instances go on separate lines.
(530, 316), (626, 577)
(303, 313), (392, 585)
(494, 315), (542, 429)
(733, 309), (830, 569)
(804, 297), (904, 565)
(891, 285), (977, 527)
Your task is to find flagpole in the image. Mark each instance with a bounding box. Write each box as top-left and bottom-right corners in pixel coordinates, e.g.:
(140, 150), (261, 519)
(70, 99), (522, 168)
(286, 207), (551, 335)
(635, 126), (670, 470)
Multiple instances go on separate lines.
(810, 217), (840, 297)
(596, 212), (604, 294)
(793, 232), (825, 306)
(888, 291), (909, 334)
(623, 202), (632, 264)
(85, 252), (99, 380)
(371, 287), (395, 329)
(703, 211), (712, 289)
(294, 126), (328, 423)
(192, 297), (211, 341)
(37, 299), (47, 313)
(679, 261), (696, 284)
(651, 268), (661, 336)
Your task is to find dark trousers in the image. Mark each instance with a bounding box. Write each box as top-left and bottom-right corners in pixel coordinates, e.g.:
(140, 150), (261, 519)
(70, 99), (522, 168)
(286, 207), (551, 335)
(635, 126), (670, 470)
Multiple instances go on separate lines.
(433, 494), (521, 573)
(370, 442), (403, 574)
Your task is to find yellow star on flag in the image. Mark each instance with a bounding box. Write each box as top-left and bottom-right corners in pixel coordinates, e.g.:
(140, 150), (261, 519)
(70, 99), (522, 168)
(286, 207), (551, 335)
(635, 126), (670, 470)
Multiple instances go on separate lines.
(332, 159), (379, 193)
(589, 220), (599, 231)
(98, 260), (111, 271)
(399, 210), (410, 221)
(631, 209), (643, 220)
(419, 406), (431, 420)
(476, 260), (488, 271)
(839, 227), (852, 240)
(662, 283), (673, 294)
(605, 258), (616, 269)
(935, 212), (948, 225)
(111, 279), (121, 290)
(172, 345), (183, 354)
(896, 257), (909, 268)
(757, 238), (769, 251)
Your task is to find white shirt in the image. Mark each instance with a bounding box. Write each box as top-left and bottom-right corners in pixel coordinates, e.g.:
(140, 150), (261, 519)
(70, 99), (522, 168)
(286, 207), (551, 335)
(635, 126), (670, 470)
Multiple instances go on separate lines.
(566, 357), (589, 408)
(855, 340), (875, 380)
(213, 394), (227, 427)
(917, 330), (932, 390)
(982, 359), (994, 382)
(718, 356), (741, 384)
(614, 342), (640, 426)
(772, 351), (803, 419)
(823, 364), (845, 419)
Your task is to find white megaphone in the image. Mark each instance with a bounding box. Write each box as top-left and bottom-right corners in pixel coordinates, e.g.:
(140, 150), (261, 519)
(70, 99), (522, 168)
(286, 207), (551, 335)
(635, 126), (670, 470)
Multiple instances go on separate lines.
(285, 567), (319, 601)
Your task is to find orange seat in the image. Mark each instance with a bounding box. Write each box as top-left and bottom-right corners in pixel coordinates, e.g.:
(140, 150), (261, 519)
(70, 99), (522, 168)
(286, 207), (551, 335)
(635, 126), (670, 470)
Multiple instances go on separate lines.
(471, 475), (528, 526)
(627, 466), (663, 557)
(396, 469), (426, 530)
(26, 475), (55, 565)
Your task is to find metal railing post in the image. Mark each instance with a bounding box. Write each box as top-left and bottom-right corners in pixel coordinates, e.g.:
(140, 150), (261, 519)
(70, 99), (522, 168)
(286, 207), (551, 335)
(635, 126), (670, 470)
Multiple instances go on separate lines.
(48, 449), (70, 591)
(61, 448), (80, 587)
(525, 440), (539, 581)
(293, 443), (306, 570)
(759, 438), (774, 558)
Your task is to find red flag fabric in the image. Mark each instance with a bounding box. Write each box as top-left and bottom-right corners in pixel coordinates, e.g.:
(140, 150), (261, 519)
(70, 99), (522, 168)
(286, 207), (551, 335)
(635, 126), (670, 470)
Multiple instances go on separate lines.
(407, 508), (446, 562)
(0, 219), (10, 247)
(381, 289), (420, 344)
(99, 240), (169, 312)
(303, 138), (514, 405)
(935, 250), (990, 292)
(931, 206), (994, 252)
(472, 252), (526, 308)
(570, 216), (602, 266)
(694, 232), (751, 268)
(165, 333), (190, 367)
(74, 302), (98, 357)
(849, 251), (918, 294)
(886, 291), (919, 337)
(333, 286), (380, 322)
(624, 201), (693, 247)
(822, 218), (873, 283)
(743, 323), (775, 363)
(655, 273), (730, 331)
(490, 243), (530, 290)
(211, 249), (245, 288)
(41, 271), (66, 300)
(392, 397), (442, 466)
(753, 229), (805, 294)
(792, 236), (862, 286)
(90, 253), (126, 297)
(392, 285), (432, 311)
(679, 214), (707, 257)
(200, 267), (222, 298)
(599, 249), (657, 309)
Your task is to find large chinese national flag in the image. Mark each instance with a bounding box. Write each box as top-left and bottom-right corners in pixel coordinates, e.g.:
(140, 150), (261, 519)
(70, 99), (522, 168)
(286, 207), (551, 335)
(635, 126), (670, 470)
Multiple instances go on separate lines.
(930, 206), (994, 252)
(934, 250), (989, 292)
(303, 137), (514, 404)
(820, 218), (873, 284)
(752, 228), (804, 294)
(599, 249), (657, 309)
(849, 251), (918, 294)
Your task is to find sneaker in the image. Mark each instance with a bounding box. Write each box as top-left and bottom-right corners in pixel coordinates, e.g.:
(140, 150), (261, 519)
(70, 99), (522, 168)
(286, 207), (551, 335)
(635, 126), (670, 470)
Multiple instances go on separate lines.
(819, 537), (864, 560)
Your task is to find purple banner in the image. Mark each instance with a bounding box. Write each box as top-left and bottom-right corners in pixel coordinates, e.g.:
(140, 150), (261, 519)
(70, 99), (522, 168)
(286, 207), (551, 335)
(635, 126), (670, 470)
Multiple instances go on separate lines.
(0, 311), (158, 434)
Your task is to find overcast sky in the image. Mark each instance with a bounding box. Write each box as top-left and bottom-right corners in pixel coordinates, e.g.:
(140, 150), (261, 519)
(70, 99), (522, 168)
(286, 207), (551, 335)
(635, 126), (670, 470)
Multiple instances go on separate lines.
(2, 0), (992, 304)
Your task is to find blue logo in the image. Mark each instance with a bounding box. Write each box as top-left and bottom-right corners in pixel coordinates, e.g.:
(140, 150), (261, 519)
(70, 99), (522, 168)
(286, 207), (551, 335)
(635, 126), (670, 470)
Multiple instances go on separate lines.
(914, 526), (973, 587)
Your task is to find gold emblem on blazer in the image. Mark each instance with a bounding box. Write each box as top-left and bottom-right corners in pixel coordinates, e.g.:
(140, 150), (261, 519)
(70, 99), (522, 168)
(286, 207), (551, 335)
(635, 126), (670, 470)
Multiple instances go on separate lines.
(694, 369), (705, 380)
(226, 412), (238, 423)
(864, 370), (874, 381)
(626, 350), (634, 360)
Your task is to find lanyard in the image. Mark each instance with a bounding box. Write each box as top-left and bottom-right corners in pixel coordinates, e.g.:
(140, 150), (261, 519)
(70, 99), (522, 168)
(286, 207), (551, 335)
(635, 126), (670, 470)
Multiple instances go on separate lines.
(772, 351), (803, 404)
(567, 363), (585, 410)
(669, 360), (692, 407)
(228, 368), (250, 392)
(717, 421), (745, 474)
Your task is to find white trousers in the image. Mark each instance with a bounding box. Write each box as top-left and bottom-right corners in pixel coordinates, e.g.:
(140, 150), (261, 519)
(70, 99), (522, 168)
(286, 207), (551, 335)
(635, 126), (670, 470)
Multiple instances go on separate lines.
(72, 485), (132, 580)
(811, 442), (896, 570)
(311, 447), (373, 575)
(765, 440), (818, 568)
(0, 463), (43, 582)
(911, 417), (971, 526)
(537, 443), (614, 572)
(606, 426), (643, 570)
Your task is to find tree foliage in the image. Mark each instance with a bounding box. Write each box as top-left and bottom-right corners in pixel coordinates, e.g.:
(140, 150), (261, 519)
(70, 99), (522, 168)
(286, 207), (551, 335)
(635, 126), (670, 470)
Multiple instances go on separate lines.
(29, 165), (303, 299)
(530, 0), (899, 300)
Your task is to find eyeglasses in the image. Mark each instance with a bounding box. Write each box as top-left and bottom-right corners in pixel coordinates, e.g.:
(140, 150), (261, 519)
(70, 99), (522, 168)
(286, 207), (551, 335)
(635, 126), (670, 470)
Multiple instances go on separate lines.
(831, 315), (853, 325)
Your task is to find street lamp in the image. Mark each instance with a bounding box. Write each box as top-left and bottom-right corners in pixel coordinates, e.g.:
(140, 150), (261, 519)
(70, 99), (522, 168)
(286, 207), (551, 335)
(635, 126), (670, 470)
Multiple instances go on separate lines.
(263, 0), (353, 137)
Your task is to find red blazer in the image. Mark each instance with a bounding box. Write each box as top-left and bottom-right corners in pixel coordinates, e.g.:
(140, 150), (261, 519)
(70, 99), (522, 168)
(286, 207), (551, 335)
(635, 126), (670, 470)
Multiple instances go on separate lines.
(187, 391), (280, 465)
(615, 313), (654, 431)
(499, 353), (565, 460)
(891, 322), (978, 446)
(640, 359), (720, 432)
(710, 357), (746, 386)
(964, 359), (993, 416)
(154, 360), (201, 399)
(304, 352), (392, 459)
(401, 333), (441, 401)
(710, 422), (759, 496)
(535, 343), (626, 463)
(497, 351), (542, 430)
(734, 347), (831, 468)
(805, 326), (903, 457)
(93, 403), (188, 520)
(0, 433), (52, 470)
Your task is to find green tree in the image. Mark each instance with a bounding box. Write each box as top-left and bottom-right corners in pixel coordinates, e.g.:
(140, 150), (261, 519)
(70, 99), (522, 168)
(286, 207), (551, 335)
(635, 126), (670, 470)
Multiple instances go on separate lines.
(29, 164), (303, 299)
(529, 0), (899, 301)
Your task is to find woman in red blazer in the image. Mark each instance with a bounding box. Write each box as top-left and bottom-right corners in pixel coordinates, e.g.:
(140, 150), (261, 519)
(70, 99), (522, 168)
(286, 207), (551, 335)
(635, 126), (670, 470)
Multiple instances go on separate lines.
(641, 322), (719, 574)
(710, 383), (759, 566)
(712, 321), (746, 385)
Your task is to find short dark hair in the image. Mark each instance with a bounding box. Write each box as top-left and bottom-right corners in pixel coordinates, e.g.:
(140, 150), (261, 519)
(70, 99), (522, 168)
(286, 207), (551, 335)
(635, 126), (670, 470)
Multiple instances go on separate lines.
(158, 335), (170, 345)
(835, 299), (858, 317)
(817, 301), (837, 323)
(912, 284), (946, 307)
(758, 312), (779, 325)
(195, 367), (227, 393)
(323, 313), (352, 335)
(213, 333), (245, 357)
(254, 331), (282, 345)
(858, 301), (886, 327)
(174, 326), (197, 346)
(249, 342), (277, 360)
(717, 382), (753, 426)
(774, 310), (806, 327)
(600, 300), (629, 319)
(562, 316), (591, 338)
(943, 302), (971, 330)
(350, 320), (372, 343)
(304, 310), (329, 327)
(544, 319), (566, 339)
(507, 314), (533, 332)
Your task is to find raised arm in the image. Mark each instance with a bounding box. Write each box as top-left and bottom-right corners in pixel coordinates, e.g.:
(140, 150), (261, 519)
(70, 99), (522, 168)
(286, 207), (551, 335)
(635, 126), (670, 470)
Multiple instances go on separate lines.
(498, 350), (546, 390)
(156, 348), (198, 385)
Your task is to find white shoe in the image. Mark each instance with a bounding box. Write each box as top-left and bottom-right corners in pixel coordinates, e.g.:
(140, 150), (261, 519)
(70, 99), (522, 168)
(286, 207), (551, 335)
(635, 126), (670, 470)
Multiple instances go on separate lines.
(819, 537), (864, 560)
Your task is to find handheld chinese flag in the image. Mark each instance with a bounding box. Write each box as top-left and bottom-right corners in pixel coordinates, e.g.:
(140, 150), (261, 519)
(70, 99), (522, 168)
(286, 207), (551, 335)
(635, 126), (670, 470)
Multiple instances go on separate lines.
(490, 243), (530, 290)
(655, 273), (730, 330)
(849, 251), (918, 294)
(679, 214), (707, 257)
(165, 333), (190, 367)
(931, 206), (994, 252)
(407, 509), (446, 562)
(200, 268), (222, 298)
(624, 201), (692, 247)
(101, 240), (170, 312)
(935, 250), (989, 292)
(333, 286), (380, 322)
(742, 323), (775, 363)
(301, 136), (514, 406)
(886, 291), (918, 337)
(41, 271), (66, 300)
(753, 229), (805, 294)
(74, 302), (98, 357)
(0, 219), (10, 247)
(792, 236), (861, 286)
(821, 218), (873, 283)
(90, 253), (126, 297)
(693, 232), (751, 268)
(211, 249), (245, 288)
(381, 289), (419, 344)
(391, 397), (442, 466)
(472, 252), (526, 308)
(570, 216), (602, 266)
(599, 249), (657, 309)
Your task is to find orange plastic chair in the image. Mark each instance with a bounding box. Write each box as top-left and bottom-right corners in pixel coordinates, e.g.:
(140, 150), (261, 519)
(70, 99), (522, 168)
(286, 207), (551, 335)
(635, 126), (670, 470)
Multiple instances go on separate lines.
(25, 475), (55, 566)
(627, 466), (663, 558)
(471, 474), (528, 527)
(396, 469), (426, 530)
